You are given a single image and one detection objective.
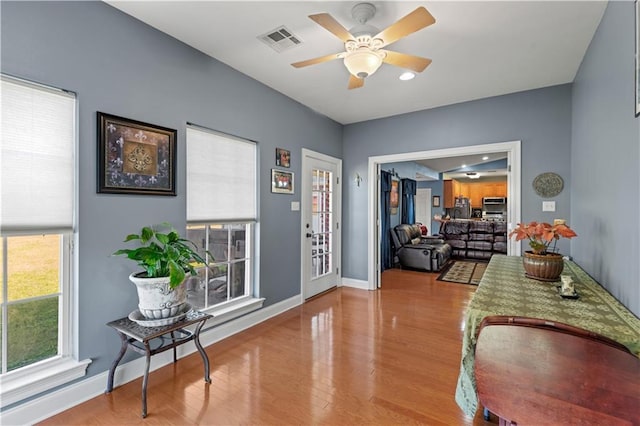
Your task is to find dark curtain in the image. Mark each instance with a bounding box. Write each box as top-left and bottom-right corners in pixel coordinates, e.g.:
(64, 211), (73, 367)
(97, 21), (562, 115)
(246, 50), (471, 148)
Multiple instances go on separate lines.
(381, 171), (393, 271)
(401, 178), (417, 224)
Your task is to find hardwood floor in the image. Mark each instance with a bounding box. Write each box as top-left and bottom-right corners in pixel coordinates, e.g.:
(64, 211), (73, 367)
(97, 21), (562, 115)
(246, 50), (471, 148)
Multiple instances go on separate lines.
(40, 269), (495, 425)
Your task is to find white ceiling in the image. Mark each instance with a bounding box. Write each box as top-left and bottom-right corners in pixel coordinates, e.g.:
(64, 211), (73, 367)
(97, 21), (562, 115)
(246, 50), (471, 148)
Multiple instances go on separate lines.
(106, 1), (607, 125)
(418, 152), (507, 173)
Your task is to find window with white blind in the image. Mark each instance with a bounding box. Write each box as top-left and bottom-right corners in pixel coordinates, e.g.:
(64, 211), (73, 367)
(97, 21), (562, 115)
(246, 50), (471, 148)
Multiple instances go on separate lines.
(185, 125), (263, 321)
(0, 75), (90, 407)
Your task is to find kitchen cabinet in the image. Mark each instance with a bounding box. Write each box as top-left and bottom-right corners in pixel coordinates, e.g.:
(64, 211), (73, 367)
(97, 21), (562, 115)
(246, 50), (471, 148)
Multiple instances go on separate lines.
(442, 179), (460, 209)
(483, 182), (507, 197)
(458, 182), (470, 198)
(444, 180), (507, 209)
(468, 184), (484, 208)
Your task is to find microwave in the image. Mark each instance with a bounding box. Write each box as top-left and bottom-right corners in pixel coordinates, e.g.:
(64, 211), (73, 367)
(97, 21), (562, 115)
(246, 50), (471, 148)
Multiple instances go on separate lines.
(483, 197), (506, 205)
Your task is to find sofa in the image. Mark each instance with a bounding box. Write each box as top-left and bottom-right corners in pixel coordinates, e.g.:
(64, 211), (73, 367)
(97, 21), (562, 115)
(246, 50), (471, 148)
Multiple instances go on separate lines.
(390, 224), (452, 272)
(437, 220), (507, 260)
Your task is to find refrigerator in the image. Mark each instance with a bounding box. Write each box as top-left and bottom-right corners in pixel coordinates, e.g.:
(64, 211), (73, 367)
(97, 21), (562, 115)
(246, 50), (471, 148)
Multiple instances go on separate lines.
(453, 197), (471, 219)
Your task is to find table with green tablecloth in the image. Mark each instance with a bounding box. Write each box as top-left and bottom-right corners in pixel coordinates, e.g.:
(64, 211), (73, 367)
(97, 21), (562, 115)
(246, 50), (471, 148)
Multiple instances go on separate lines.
(455, 254), (640, 417)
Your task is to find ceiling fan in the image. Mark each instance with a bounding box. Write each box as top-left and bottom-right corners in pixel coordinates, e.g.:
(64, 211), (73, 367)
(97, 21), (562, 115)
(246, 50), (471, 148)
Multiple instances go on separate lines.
(291, 3), (436, 89)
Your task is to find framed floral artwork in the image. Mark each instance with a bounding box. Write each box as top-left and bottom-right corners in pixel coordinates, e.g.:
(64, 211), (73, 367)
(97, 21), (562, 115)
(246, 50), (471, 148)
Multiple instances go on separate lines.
(97, 112), (176, 195)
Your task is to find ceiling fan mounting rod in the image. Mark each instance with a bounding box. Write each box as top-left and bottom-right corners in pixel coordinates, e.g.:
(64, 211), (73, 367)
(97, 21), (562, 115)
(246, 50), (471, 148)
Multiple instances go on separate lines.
(351, 3), (376, 25)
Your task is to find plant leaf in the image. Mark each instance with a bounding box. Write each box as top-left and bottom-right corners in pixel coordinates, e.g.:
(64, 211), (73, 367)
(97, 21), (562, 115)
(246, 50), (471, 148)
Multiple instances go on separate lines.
(140, 226), (154, 243)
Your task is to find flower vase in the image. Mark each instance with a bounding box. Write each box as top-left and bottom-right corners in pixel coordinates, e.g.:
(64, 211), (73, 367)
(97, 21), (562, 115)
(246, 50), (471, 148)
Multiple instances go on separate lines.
(522, 251), (564, 282)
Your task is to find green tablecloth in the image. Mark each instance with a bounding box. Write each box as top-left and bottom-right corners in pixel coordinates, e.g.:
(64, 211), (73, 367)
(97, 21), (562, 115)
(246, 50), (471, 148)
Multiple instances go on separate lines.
(454, 255), (640, 417)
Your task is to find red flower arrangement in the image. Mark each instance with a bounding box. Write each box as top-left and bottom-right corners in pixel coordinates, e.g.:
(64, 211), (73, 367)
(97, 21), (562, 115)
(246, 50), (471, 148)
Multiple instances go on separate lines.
(508, 221), (577, 255)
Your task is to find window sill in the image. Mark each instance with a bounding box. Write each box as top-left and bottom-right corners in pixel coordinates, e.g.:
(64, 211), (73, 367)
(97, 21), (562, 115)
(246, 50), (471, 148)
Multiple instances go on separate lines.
(0, 357), (92, 408)
(202, 297), (265, 327)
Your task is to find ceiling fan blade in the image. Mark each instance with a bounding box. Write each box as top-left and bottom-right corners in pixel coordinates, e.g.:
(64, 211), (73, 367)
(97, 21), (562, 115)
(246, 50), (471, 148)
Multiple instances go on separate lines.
(309, 13), (355, 43)
(374, 7), (435, 48)
(348, 74), (364, 90)
(382, 50), (432, 73)
(291, 53), (342, 68)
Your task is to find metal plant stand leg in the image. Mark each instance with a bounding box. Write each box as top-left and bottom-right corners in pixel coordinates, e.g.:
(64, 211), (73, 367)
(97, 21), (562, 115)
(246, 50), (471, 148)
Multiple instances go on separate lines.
(106, 332), (129, 393)
(142, 342), (152, 418)
(193, 321), (211, 383)
(105, 310), (212, 418)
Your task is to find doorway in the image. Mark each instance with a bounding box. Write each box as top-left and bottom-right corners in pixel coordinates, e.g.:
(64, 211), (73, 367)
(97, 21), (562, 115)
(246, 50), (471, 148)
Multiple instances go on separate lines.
(301, 149), (342, 299)
(367, 141), (522, 290)
(415, 188), (432, 235)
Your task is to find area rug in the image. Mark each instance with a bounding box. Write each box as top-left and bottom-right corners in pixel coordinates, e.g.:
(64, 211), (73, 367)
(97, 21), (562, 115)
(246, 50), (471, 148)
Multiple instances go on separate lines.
(437, 260), (488, 285)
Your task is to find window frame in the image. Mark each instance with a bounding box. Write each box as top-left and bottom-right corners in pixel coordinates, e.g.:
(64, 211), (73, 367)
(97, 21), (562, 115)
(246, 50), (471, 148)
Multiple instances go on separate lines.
(0, 75), (90, 408)
(185, 124), (264, 322)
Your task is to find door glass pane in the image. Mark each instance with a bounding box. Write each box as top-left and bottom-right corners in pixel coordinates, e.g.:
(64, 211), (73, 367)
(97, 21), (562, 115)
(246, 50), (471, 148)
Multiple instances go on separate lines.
(310, 167), (333, 280)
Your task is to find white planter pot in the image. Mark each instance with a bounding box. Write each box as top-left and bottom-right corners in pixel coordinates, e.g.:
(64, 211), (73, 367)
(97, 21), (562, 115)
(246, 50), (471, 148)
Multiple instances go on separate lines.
(129, 272), (187, 320)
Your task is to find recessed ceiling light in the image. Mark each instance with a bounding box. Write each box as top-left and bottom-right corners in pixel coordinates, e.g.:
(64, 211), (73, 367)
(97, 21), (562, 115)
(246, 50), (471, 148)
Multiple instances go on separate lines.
(399, 72), (415, 81)
(482, 156), (489, 161)
(461, 164), (467, 168)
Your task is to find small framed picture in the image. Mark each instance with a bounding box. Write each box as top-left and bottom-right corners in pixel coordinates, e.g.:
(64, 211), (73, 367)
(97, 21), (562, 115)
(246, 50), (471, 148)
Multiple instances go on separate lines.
(97, 112), (176, 195)
(276, 148), (291, 168)
(271, 169), (294, 194)
(433, 195), (441, 207)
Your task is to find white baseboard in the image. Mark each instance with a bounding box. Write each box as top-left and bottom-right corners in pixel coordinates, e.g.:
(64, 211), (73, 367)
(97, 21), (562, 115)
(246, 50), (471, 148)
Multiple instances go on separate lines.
(0, 295), (301, 426)
(341, 277), (371, 290)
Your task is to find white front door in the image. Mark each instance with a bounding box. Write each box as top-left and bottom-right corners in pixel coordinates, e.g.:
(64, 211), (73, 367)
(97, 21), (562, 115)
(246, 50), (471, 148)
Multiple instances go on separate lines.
(415, 188), (432, 235)
(301, 149), (342, 299)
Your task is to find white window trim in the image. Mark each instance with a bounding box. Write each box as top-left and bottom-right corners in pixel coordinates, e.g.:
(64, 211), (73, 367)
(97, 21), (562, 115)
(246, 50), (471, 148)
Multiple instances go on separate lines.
(0, 356), (91, 408)
(203, 296), (265, 327)
(0, 75), (89, 408)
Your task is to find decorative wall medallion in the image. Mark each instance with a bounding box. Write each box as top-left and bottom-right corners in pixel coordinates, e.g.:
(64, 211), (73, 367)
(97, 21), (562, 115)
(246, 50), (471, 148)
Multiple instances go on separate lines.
(532, 172), (564, 197)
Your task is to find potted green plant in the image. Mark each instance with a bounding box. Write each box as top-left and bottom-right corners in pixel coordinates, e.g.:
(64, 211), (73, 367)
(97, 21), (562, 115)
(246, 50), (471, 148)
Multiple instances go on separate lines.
(113, 222), (210, 323)
(509, 221), (577, 281)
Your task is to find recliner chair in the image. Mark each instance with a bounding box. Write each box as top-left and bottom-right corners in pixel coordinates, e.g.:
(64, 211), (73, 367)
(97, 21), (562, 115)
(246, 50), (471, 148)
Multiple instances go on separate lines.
(390, 224), (452, 272)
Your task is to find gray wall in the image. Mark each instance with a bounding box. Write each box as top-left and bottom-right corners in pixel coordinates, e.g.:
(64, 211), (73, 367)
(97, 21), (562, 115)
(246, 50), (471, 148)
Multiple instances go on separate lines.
(1, 0), (342, 383)
(571, 1), (640, 316)
(342, 85), (573, 280)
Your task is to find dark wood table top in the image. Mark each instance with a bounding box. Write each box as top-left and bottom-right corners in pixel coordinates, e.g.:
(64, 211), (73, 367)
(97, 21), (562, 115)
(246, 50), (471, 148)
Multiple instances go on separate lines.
(455, 255), (640, 417)
(475, 321), (640, 425)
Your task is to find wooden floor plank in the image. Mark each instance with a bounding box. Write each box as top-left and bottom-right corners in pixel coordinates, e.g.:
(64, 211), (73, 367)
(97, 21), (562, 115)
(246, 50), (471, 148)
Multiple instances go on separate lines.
(39, 268), (494, 425)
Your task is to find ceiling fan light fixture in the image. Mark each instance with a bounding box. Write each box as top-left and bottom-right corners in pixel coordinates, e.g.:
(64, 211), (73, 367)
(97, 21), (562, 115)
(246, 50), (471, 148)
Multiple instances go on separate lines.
(343, 49), (384, 78)
(399, 71), (415, 81)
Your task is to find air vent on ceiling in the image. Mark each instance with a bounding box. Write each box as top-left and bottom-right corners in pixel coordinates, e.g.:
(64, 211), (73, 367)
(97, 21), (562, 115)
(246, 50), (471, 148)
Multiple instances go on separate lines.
(258, 26), (302, 53)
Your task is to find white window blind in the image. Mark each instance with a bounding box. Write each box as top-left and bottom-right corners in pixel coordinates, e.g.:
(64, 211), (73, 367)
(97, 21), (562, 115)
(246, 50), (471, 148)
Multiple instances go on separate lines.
(0, 75), (76, 234)
(186, 126), (257, 222)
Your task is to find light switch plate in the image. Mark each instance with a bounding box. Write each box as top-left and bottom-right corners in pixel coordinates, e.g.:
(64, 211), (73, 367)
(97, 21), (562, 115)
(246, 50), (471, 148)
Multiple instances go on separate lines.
(542, 201), (556, 212)
(291, 201), (300, 211)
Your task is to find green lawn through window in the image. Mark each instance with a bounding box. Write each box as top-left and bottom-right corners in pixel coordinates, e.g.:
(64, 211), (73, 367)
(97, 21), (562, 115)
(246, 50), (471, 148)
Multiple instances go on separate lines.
(2, 235), (60, 371)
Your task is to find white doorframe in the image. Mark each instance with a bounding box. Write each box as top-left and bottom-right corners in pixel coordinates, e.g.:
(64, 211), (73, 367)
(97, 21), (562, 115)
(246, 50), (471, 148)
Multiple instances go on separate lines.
(367, 140), (522, 290)
(301, 148), (342, 301)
